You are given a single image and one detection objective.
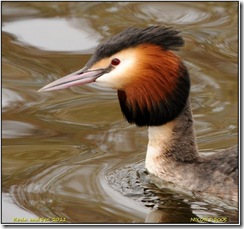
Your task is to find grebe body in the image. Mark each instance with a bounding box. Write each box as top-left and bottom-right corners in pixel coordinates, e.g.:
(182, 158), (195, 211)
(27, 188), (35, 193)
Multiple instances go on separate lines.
(39, 26), (238, 206)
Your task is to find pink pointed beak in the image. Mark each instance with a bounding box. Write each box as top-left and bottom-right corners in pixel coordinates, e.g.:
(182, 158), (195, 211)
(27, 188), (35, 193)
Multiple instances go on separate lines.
(38, 67), (108, 92)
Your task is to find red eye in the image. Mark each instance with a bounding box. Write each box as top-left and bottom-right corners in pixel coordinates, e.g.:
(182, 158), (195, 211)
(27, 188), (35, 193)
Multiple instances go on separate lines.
(111, 58), (120, 66)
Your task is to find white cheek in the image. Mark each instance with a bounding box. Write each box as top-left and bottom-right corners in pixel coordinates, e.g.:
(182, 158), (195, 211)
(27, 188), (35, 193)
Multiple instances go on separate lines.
(95, 58), (136, 89)
(95, 73), (118, 89)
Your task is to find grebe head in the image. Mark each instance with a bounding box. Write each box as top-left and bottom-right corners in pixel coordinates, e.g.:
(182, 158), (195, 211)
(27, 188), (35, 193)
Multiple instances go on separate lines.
(39, 26), (190, 126)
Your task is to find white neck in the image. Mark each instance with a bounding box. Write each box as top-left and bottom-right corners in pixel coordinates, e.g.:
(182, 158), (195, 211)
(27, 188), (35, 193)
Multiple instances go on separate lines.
(146, 122), (175, 175)
(145, 100), (199, 179)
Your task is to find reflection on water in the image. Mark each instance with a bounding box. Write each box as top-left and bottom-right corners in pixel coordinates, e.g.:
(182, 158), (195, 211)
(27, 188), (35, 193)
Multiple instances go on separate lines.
(2, 18), (100, 51)
(2, 2), (238, 224)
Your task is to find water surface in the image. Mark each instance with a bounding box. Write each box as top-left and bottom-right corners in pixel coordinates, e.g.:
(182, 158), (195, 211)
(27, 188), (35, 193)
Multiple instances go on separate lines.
(2, 2), (238, 224)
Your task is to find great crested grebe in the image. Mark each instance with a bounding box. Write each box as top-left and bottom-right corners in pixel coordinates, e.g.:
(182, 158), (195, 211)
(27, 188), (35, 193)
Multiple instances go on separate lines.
(39, 26), (238, 206)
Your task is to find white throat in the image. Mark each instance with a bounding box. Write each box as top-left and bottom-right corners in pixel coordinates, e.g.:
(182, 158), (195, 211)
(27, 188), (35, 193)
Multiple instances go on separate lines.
(146, 121), (176, 176)
(145, 100), (199, 178)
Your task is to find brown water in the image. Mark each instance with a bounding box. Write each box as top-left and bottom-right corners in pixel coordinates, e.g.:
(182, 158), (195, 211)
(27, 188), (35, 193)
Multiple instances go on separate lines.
(2, 2), (239, 224)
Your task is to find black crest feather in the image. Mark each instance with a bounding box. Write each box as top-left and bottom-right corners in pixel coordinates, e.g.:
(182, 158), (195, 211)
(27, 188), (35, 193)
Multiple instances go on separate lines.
(87, 26), (184, 66)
